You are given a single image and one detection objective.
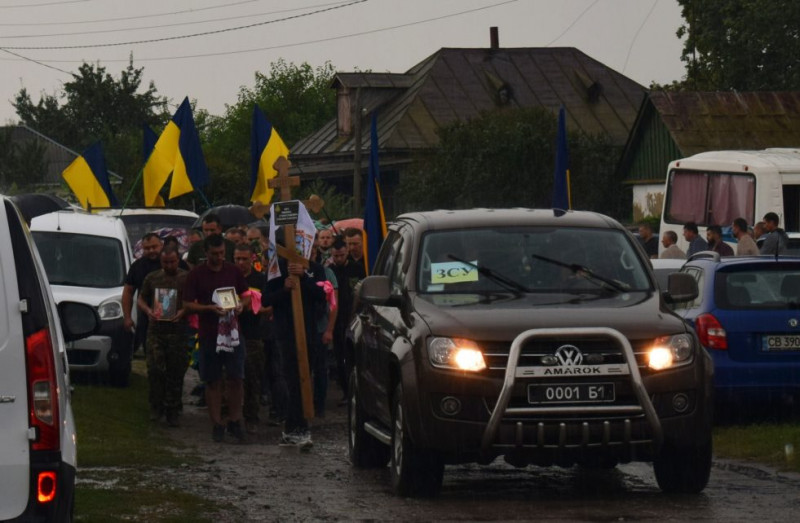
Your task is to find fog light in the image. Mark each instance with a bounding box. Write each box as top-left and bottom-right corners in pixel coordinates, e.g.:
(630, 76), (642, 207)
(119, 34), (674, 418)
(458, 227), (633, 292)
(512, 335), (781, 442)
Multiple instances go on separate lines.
(672, 393), (689, 413)
(440, 396), (461, 416)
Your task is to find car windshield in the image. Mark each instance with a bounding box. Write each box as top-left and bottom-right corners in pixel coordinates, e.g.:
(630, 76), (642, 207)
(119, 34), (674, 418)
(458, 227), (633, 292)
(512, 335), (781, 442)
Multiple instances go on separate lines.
(33, 231), (125, 288)
(417, 226), (651, 294)
(715, 264), (800, 309)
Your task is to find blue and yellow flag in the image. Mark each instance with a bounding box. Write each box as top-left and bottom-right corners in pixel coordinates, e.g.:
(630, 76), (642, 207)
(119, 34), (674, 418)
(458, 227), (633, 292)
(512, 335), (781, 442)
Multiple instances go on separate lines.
(363, 112), (387, 275)
(250, 104), (289, 205)
(552, 106), (571, 210)
(142, 124), (164, 206)
(143, 97), (208, 206)
(62, 141), (118, 210)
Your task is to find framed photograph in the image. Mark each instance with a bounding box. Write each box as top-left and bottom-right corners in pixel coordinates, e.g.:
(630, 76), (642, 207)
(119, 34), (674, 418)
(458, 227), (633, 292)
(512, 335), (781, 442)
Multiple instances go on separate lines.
(154, 287), (178, 321)
(216, 287), (239, 311)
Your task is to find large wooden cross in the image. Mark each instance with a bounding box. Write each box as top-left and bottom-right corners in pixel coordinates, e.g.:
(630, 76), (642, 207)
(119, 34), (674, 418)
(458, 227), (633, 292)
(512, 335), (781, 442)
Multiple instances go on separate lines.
(269, 156), (314, 419)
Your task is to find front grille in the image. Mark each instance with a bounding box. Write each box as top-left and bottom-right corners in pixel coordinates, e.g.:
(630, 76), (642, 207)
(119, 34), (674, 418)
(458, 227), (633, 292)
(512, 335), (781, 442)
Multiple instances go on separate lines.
(482, 337), (653, 376)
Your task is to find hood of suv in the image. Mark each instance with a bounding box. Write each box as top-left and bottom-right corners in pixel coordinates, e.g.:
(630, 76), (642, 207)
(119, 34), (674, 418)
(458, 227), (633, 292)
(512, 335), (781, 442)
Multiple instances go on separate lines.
(50, 284), (123, 308)
(412, 291), (686, 341)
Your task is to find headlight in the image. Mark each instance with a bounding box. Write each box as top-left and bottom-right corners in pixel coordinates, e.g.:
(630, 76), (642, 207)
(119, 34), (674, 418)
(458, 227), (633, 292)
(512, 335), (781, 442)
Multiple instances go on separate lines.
(97, 299), (122, 320)
(428, 337), (486, 372)
(648, 334), (693, 371)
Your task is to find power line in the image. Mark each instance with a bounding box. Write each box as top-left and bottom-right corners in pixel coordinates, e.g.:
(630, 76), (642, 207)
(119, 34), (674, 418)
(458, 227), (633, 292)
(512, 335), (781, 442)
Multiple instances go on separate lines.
(622, 0), (659, 73)
(0, 0), (258, 26)
(1, 0), (520, 64)
(0, 0), (367, 50)
(0, 0), (87, 8)
(544, 0), (599, 47)
(0, 1), (349, 39)
(0, 47), (70, 74)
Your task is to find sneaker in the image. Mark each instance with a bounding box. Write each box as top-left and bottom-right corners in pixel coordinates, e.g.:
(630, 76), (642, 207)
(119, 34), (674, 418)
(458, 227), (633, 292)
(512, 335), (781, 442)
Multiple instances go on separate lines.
(227, 421), (246, 443)
(212, 424), (225, 443)
(279, 431), (298, 446)
(296, 430), (313, 451)
(149, 407), (163, 422)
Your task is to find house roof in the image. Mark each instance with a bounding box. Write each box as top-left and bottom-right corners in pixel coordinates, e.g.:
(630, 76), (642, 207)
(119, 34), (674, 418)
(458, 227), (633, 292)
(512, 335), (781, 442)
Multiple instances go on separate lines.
(647, 91), (800, 156)
(2, 125), (123, 185)
(292, 47), (646, 163)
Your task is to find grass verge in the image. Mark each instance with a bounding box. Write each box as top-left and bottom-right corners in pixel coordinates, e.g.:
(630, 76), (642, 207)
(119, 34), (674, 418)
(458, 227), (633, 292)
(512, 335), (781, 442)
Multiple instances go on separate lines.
(714, 423), (800, 473)
(72, 359), (217, 522)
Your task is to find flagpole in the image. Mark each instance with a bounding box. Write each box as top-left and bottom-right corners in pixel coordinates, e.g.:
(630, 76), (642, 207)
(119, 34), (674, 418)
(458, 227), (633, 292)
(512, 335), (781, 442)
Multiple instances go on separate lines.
(120, 167), (145, 211)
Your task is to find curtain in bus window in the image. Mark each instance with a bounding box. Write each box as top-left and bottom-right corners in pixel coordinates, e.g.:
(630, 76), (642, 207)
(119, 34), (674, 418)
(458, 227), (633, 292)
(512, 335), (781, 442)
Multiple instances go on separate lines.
(667, 171), (707, 223)
(709, 174), (755, 225)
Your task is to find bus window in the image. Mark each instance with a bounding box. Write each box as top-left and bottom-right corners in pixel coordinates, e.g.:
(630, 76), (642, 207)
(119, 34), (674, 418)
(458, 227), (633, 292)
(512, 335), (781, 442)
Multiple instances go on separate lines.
(665, 170), (755, 226)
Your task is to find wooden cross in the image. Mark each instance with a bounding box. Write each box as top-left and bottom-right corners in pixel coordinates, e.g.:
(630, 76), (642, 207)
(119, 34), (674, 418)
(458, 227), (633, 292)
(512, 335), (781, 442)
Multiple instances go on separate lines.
(268, 156), (314, 419)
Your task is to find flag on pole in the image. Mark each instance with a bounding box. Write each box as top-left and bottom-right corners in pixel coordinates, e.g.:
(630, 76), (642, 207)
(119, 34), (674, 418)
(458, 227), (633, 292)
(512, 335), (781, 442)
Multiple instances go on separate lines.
(250, 104), (289, 205)
(62, 141), (118, 210)
(552, 106), (571, 210)
(142, 97), (208, 206)
(363, 111), (387, 274)
(142, 124), (164, 207)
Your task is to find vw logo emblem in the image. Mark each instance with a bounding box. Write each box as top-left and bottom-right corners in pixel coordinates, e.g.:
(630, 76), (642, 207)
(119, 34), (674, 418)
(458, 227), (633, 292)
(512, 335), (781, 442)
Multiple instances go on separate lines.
(790, 319), (798, 328)
(554, 345), (583, 367)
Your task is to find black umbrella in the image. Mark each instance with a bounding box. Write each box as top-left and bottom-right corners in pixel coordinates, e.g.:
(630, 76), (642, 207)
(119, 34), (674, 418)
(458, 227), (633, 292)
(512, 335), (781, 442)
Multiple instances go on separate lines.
(10, 193), (72, 224)
(193, 204), (257, 230)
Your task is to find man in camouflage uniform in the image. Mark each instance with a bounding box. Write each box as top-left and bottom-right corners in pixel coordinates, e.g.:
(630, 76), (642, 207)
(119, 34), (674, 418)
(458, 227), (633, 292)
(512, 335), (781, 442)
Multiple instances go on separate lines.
(234, 243), (269, 434)
(138, 245), (189, 427)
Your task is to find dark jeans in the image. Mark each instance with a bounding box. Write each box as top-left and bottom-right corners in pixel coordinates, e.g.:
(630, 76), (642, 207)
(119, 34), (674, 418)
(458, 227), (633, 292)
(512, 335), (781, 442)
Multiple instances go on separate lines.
(277, 335), (313, 433)
(333, 320), (349, 397)
(311, 337), (328, 416)
(266, 336), (288, 419)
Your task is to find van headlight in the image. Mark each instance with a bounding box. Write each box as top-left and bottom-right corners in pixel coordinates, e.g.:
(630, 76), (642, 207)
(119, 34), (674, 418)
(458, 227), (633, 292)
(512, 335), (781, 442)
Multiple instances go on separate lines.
(97, 299), (122, 321)
(648, 334), (693, 370)
(428, 337), (486, 372)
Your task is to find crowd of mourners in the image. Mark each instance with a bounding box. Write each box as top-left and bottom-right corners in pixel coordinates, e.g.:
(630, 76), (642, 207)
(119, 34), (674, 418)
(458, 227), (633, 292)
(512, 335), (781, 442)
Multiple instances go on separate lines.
(122, 212), (367, 448)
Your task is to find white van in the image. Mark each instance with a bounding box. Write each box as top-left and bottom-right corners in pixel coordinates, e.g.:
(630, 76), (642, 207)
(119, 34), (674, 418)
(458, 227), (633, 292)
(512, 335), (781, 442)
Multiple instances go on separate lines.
(0, 195), (98, 521)
(30, 211), (135, 386)
(660, 148), (800, 254)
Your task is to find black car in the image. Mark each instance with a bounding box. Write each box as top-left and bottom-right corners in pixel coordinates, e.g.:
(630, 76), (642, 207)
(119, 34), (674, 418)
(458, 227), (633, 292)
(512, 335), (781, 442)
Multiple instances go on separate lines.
(347, 209), (713, 496)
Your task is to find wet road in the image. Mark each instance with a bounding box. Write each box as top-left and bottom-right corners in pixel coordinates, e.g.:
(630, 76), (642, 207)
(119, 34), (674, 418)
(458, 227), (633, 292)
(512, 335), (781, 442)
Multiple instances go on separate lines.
(162, 377), (800, 522)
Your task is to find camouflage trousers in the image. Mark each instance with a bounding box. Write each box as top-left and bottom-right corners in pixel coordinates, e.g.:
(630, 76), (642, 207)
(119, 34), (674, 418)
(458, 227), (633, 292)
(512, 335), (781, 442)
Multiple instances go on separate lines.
(243, 338), (265, 422)
(146, 327), (190, 416)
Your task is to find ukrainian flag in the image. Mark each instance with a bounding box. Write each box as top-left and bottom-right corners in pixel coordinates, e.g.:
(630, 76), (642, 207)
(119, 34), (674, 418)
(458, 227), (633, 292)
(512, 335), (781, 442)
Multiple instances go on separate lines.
(552, 105), (571, 210)
(143, 97), (208, 206)
(62, 141), (118, 210)
(250, 104), (289, 205)
(142, 124), (164, 207)
(363, 111), (387, 274)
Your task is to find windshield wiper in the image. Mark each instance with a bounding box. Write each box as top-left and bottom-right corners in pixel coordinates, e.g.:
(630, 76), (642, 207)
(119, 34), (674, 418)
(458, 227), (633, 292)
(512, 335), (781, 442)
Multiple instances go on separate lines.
(446, 254), (528, 295)
(529, 253), (630, 293)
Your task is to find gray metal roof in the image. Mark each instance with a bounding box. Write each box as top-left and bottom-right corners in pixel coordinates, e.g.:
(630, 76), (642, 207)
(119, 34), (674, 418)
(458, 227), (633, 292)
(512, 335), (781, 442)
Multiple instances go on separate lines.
(292, 47), (646, 161)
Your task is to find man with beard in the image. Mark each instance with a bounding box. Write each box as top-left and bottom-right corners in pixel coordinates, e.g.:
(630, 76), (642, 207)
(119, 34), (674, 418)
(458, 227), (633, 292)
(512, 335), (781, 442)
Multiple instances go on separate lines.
(123, 232), (163, 354)
(137, 245), (189, 426)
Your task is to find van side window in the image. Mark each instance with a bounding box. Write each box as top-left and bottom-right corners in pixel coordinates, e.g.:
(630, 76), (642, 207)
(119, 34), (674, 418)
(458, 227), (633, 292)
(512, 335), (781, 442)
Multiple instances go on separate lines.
(4, 201), (48, 334)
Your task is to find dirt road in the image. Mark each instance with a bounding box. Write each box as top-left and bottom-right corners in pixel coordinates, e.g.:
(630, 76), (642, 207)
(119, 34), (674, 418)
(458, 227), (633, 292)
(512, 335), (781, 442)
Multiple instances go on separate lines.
(159, 372), (800, 522)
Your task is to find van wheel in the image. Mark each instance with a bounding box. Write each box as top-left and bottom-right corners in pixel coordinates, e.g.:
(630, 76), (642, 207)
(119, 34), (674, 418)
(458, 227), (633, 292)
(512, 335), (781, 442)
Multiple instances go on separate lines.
(348, 368), (390, 468)
(390, 383), (444, 497)
(654, 438), (712, 493)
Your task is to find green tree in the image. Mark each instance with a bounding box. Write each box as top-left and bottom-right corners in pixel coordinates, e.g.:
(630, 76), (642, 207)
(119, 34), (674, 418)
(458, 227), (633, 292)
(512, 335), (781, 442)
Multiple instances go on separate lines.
(396, 107), (625, 219)
(13, 59), (169, 203)
(676, 0), (800, 90)
(0, 128), (48, 192)
(201, 59), (336, 206)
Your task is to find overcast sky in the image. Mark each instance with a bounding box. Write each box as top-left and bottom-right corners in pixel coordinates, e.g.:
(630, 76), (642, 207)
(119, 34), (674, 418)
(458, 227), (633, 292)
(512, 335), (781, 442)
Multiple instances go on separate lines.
(0, 0), (687, 125)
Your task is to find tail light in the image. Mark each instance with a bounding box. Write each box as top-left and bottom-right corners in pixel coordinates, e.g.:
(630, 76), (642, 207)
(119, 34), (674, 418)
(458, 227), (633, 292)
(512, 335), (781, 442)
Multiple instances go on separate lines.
(695, 313), (728, 350)
(25, 328), (60, 451)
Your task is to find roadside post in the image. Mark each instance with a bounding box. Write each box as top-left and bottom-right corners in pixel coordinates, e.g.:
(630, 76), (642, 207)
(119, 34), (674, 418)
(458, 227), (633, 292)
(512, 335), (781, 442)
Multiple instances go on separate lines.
(268, 156), (315, 419)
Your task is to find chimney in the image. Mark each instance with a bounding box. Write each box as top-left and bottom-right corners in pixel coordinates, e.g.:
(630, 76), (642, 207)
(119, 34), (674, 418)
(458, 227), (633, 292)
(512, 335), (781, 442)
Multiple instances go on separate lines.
(490, 27), (499, 49)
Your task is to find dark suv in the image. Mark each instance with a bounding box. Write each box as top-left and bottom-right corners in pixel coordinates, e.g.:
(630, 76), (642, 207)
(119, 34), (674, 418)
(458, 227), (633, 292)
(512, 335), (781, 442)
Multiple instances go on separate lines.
(347, 209), (713, 496)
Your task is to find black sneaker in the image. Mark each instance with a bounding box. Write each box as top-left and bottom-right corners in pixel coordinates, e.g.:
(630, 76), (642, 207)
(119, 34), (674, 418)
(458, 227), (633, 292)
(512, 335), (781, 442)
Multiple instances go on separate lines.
(212, 424), (225, 442)
(227, 421), (246, 443)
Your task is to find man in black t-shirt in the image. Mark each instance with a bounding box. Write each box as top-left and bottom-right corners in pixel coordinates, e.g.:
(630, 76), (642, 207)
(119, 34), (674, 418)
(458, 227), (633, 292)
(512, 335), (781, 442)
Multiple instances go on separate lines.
(638, 222), (659, 259)
(328, 239), (363, 402)
(234, 243), (270, 434)
(123, 232), (163, 352)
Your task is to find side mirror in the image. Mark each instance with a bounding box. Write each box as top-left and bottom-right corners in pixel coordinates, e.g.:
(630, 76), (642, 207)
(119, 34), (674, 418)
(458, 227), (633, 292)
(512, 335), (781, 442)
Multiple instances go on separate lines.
(58, 301), (101, 342)
(359, 275), (392, 306)
(663, 273), (698, 304)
